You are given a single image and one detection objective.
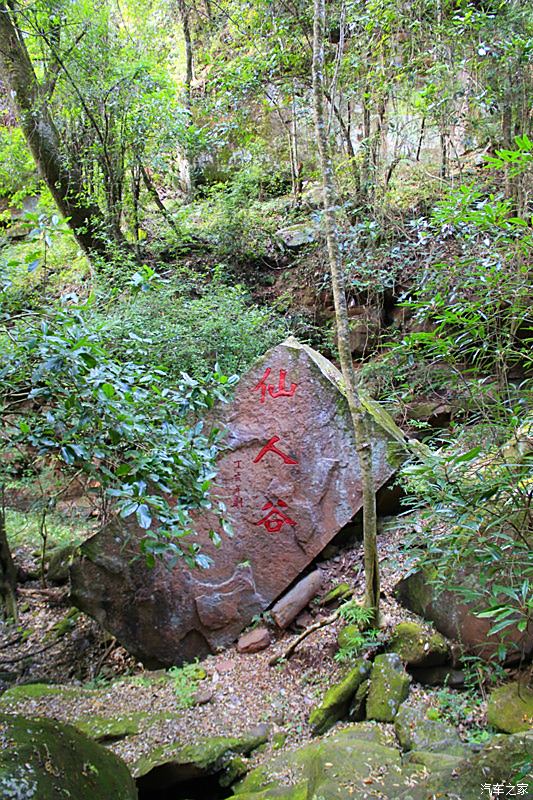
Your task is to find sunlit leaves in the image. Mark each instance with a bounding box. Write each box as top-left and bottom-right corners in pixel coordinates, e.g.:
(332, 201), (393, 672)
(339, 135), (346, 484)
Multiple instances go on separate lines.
(0, 299), (236, 568)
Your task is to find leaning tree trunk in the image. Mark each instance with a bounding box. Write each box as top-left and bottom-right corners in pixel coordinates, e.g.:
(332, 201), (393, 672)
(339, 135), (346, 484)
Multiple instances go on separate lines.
(0, 3), (121, 261)
(312, 0), (380, 625)
(0, 487), (17, 621)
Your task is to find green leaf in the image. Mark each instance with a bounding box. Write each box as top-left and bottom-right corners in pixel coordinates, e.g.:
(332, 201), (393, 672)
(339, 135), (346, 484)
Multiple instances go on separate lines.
(116, 464), (132, 476)
(102, 383), (116, 398)
(136, 504), (152, 529)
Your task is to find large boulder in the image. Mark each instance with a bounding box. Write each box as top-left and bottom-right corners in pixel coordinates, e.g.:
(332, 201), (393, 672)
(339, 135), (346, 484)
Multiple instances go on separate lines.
(487, 681), (533, 733)
(231, 723), (406, 800)
(0, 713), (137, 800)
(388, 621), (449, 667)
(395, 568), (533, 663)
(397, 732), (533, 800)
(71, 338), (402, 666)
(228, 726), (533, 800)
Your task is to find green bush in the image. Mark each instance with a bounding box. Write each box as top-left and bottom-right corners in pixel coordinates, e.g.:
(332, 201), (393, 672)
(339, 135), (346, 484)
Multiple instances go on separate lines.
(0, 128), (39, 200)
(0, 301), (236, 568)
(96, 277), (288, 380)
(401, 421), (533, 663)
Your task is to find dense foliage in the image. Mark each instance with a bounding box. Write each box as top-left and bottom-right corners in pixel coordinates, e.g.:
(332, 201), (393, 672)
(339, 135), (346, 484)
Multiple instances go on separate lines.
(0, 301), (236, 568)
(0, 0), (531, 661)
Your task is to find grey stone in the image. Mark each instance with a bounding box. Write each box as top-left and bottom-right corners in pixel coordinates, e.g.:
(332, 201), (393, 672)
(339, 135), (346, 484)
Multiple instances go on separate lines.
(394, 704), (467, 755)
(276, 223), (318, 248)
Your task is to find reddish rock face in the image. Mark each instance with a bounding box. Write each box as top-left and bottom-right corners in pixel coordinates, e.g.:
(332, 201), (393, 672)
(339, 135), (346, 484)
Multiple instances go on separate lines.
(237, 627), (271, 654)
(395, 569), (533, 664)
(70, 338), (399, 667)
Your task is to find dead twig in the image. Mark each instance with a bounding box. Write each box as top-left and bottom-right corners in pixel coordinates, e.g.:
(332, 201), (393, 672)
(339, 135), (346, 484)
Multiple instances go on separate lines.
(93, 636), (117, 678)
(269, 610), (339, 666)
(0, 637), (60, 666)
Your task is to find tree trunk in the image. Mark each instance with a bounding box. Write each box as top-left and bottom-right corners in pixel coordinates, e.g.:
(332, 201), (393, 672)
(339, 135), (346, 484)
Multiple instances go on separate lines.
(141, 164), (181, 235)
(312, 0), (380, 625)
(0, 2), (122, 261)
(176, 0), (194, 201)
(0, 487), (17, 621)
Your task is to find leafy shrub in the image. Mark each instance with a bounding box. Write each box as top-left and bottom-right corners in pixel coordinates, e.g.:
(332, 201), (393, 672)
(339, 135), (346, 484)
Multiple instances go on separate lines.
(334, 600), (381, 662)
(0, 128), (39, 200)
(401, 422), (533, 662)
(0, 300), (236, 568)
(96, 276), (288, 380)
(334, 627), (381, 663)
(167, 662), (206, 708)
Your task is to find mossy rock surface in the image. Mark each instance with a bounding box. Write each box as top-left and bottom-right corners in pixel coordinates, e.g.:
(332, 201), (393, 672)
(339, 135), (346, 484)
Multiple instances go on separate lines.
(308, 659), (370, 735)
(397, 733), (533, 799)
(232, 723), (425, 800)
(231, 730), (533, 800)
(405, 750), (465, 772)
(134, 724), (270, 779)
(388, 621), (449, 667)
(47, 544), (80, 584)
(394, 704), (467, 756)
(0, 713), (136, 800)
(336, 624), (360, 650)
(366, 653), (411, 722)
(348, 678), (369, 722)
(74, 712), (167, 742)
(0, 683), (93, 707)
(487, 681), (533, 733)
(321, 583), (352, 605)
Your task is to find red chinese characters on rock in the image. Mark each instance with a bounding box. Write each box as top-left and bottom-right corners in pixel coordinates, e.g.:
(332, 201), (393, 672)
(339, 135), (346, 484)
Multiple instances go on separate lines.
(253, 368), (297, 404)
(255, 499), (296, 534)
(251, 365), (299, 534)
(252, 435), (298, 465)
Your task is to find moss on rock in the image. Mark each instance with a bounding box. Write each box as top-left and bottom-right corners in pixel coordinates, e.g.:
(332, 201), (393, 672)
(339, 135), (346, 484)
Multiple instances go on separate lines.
(134, 724), (270, 778)
(348, 678), (369, 722)
(336, 624), (360, 650)
(232, 723), (426, 800)
(388, 621), (449, 667)
(320, 583), (352, 605)
(397, 733), (533, 799)
(0, 683), (92, 707)
(405, 750), (465, 772)
(308, 660), (370, 735)
(74, 712), (162, 742)
(394, 704), (467, 755)
(0, 713), (136, 800)
(366, 653), (411, 722)
(487, 681), (533, 733)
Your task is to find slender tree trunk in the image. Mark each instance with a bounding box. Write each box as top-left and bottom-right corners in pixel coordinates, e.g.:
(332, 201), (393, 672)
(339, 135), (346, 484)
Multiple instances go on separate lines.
(290, 87), (302, 202)
(177, 0), (193, 201)
(131, 163), (142, 260)
(0, 487), (17, 621)
(324, 90), (359, 188)
(0, 3), (122, 261)
(440, 129), (448, 179)
(415, 115), (426, 162)
(141, 164), (181, 235)
(312, 0), (380, 625)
